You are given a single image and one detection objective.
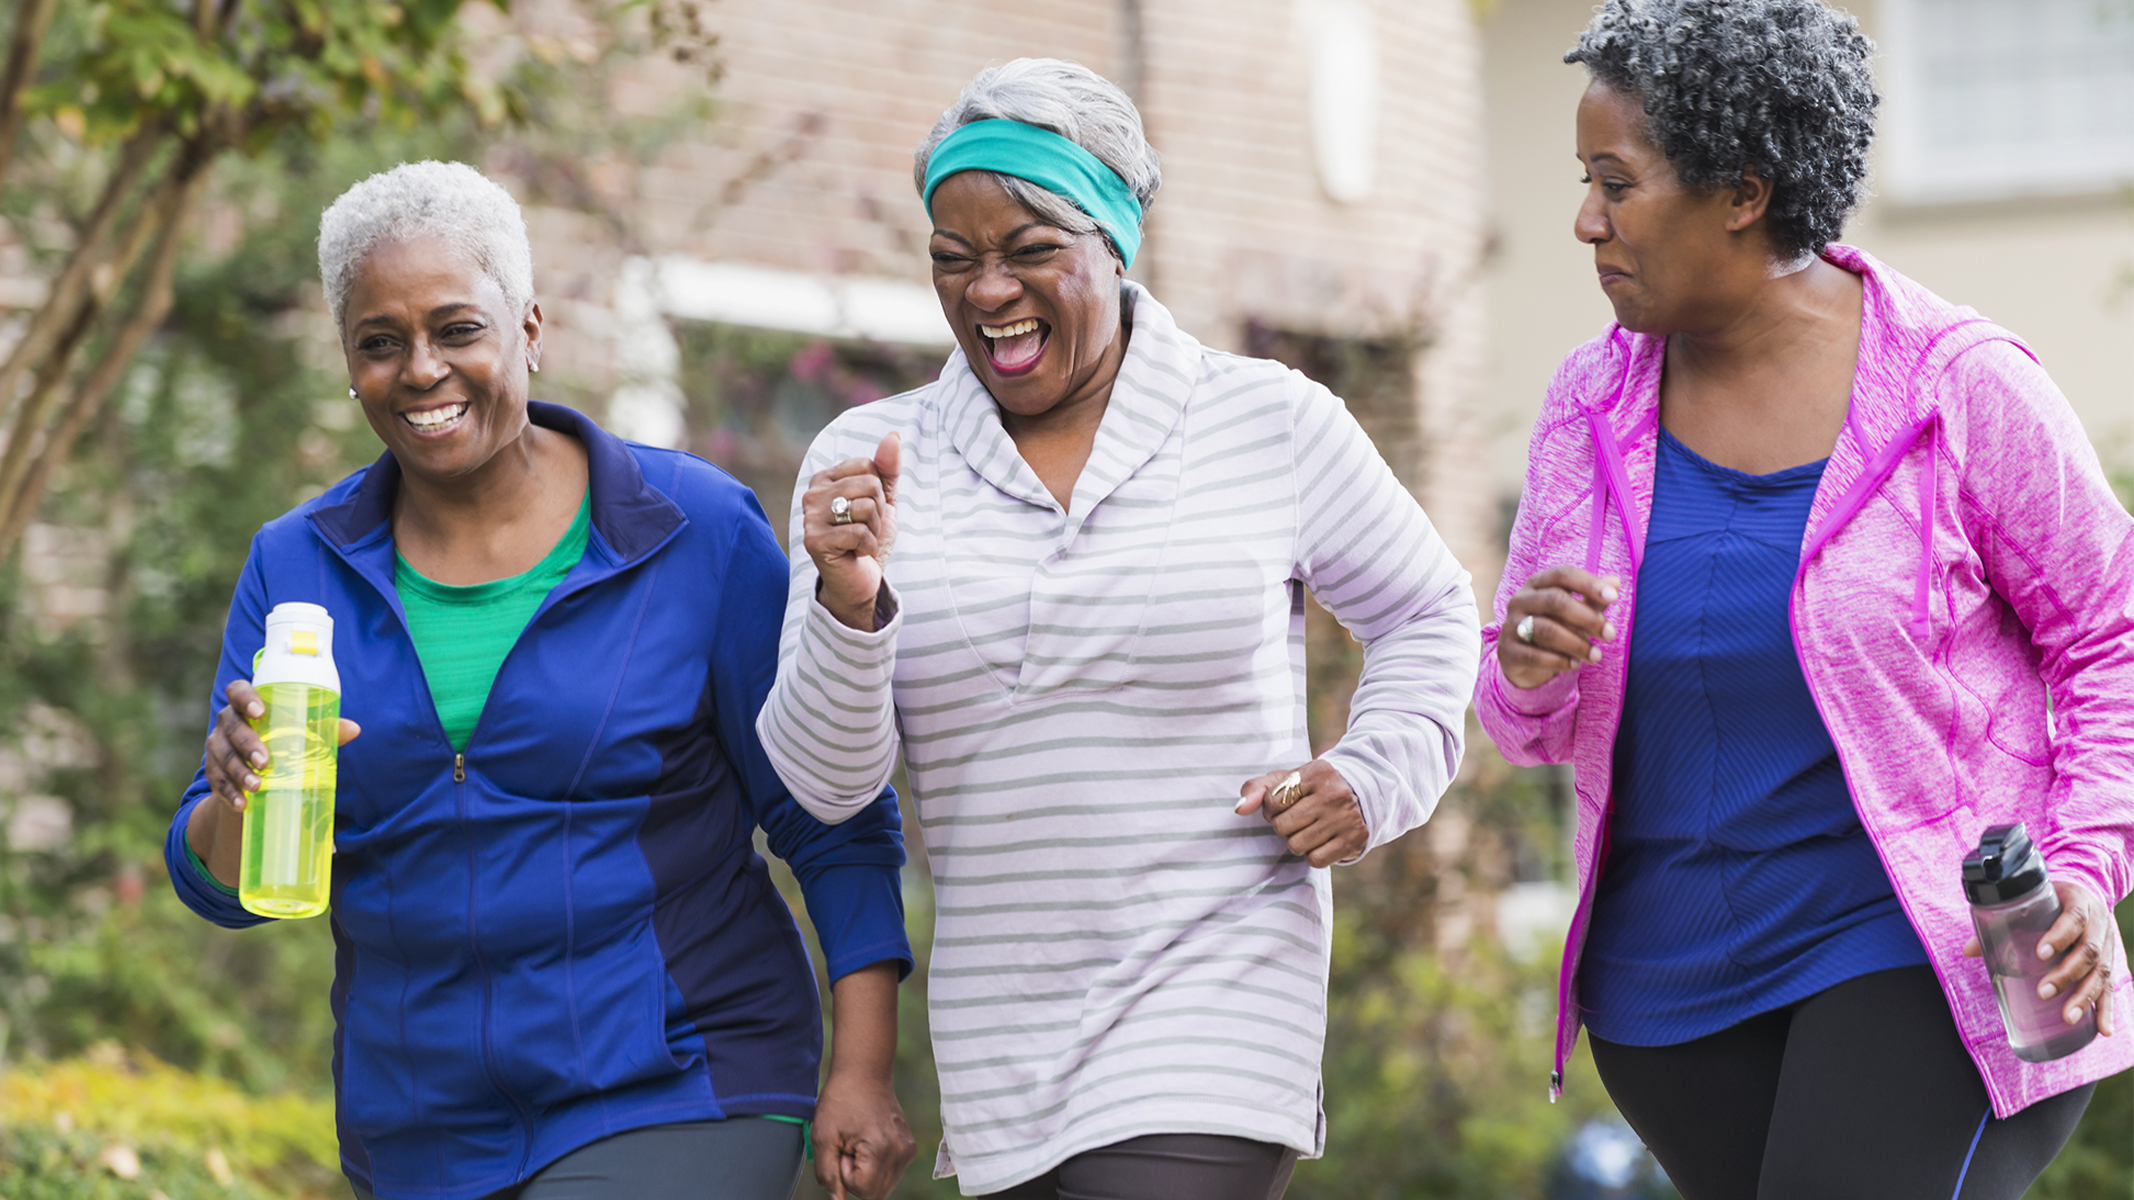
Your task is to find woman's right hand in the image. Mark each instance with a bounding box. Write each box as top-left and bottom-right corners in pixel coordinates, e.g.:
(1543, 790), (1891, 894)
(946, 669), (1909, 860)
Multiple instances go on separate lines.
(1498, 566), (1621, 690)
(188, 679), (359, 886)
(204, 679), (273, 810)
(203, 679), (364, 810)
(802, 432), (901, 632)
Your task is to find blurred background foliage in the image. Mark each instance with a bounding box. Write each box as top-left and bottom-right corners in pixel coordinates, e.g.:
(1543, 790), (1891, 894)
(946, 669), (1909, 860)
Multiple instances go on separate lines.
(0, 4), (2126, 1200)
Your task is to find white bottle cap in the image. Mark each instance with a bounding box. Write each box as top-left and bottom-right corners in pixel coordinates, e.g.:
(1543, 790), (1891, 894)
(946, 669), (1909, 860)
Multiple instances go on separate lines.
(255, 601), (340, 693)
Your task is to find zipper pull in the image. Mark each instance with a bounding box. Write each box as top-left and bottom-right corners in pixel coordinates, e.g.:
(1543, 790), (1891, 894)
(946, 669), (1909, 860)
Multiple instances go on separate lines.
(454, 753), (465, 783)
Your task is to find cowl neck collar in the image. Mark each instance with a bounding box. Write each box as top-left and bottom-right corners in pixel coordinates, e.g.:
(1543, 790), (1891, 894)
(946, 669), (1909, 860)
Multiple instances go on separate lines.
(936, 281), (1200, 525)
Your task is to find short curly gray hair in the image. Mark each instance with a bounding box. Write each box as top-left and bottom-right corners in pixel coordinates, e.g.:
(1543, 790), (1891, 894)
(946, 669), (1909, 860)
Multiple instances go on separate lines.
(913, 58), (1161, 261)
(1566, 0), (1878, 261)
(317, 160), (534, 336)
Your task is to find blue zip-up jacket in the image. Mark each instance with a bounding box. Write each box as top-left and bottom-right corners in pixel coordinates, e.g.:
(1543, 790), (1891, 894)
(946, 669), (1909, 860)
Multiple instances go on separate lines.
(164, 403), (911, 1200)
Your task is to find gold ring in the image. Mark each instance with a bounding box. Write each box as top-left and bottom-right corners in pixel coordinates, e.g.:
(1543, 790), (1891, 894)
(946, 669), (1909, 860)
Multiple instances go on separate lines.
(1267, 770), (1304, 813)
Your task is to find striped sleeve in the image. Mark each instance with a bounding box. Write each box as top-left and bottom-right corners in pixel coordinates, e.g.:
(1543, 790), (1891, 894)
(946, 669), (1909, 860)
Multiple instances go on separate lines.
(1290, 377), (1481, 856)
(754, 427), (905, 825)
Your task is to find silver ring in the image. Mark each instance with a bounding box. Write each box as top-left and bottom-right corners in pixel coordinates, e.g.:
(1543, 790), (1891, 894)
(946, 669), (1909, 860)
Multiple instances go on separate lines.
(828, 495), (854, 526)
(1515, 614), (1536, 644)
(1267, 770), (1304, 814)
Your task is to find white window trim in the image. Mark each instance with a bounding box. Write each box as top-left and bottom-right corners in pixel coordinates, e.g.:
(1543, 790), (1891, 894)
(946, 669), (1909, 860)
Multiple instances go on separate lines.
(605, 257), (952, 449)
(1878, 0), (2134, 205)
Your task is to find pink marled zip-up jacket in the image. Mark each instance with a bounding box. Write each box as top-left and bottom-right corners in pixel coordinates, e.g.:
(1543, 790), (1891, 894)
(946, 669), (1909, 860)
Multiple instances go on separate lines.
(1477, 246), (2134, 1116)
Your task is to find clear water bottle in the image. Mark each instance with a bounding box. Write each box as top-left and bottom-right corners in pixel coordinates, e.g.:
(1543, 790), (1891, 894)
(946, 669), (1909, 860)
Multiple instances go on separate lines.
(1963, 823), (2098, 1063)
(239, 602), (341, 920)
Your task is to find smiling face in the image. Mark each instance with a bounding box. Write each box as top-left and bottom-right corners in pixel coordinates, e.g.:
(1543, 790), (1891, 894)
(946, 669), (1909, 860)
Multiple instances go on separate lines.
(341, 235), (542, 484)
(928, 171), (1127, 423)
(1573, 80), (1763, 335)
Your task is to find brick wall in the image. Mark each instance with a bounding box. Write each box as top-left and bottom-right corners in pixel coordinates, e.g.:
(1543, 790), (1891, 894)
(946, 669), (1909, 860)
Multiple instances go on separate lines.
(504, 0), (1495, 570)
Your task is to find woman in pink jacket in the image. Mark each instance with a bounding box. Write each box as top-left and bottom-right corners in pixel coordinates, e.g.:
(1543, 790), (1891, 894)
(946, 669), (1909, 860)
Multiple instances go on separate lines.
(1477, 2), (2134, 1196)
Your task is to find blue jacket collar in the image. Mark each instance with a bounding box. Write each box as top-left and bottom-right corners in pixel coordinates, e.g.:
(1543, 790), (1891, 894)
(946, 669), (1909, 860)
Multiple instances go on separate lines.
(309, 401), (686, 565)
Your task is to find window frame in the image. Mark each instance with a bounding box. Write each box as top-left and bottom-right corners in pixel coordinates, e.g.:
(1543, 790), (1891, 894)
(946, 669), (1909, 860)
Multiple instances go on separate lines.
(1877, 0), (2134, 205)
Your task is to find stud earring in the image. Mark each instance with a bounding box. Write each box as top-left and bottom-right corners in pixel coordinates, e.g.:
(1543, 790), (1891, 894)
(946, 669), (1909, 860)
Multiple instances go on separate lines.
(348, 387), (358, 400)
(530, 361), (540, 373)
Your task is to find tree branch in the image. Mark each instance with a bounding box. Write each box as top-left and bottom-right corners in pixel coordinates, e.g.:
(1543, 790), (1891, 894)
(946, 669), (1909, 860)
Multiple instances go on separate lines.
(0, 139), (206, 538)
(0, 128), (164, 428)
(0, 289), (98, 535)
(0, 0), (59, 197)
(0, 164), (203, 558)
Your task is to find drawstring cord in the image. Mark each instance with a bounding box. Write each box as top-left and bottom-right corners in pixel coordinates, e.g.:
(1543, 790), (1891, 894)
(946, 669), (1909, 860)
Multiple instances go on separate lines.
(1581, 331), (1645, 581)
(1914, 418), (1937, 641)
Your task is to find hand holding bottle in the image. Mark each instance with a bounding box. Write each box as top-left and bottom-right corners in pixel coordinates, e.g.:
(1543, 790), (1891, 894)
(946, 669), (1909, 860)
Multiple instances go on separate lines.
(1963, 878), (2119, 1040)
(186, 681), (360, 896)
(201, 678), (362, 812)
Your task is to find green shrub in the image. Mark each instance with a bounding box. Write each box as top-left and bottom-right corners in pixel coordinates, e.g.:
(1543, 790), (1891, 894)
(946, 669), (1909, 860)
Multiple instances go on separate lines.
(0, 1049), (339, 1200)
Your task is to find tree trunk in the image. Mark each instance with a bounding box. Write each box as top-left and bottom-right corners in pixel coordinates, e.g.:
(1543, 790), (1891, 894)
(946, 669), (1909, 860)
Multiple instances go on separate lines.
(0, 150), (209, 556)
(0, 169), (204, 555)
(0, 0), (59, 197)
(0, 129), (164, 429)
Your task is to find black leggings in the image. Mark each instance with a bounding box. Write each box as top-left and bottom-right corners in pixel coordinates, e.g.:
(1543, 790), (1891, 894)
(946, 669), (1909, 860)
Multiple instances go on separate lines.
(980, 1134), (1298, 1200)
(1590, 966), (2093, 1200)
(348, 1118), (804, 1200)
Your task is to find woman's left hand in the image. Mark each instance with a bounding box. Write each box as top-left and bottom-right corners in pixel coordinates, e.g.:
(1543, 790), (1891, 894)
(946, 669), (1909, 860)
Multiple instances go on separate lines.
(812, 1071), (915, 1199)
(1237, 759), (1367, 867)
(813, 961), (915, 1199)
(1964, 879), (2121, 1037)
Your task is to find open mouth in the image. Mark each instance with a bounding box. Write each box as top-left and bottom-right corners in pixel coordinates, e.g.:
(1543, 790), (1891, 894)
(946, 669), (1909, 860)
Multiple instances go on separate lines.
(401, 402), (468, 436)
(978, 318), (1049, 376)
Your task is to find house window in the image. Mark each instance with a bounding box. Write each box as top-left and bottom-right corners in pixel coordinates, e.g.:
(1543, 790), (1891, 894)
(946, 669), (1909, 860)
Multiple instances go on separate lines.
(671, 323), (939, 527)
(1879, 0), (2134, 203)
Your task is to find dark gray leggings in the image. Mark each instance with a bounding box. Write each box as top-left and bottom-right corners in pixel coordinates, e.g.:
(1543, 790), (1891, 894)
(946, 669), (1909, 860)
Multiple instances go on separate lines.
(1590, 966), (2094, 1200)
(980, 1133), (1298, 1200)
(349, 1118), (804, 1200)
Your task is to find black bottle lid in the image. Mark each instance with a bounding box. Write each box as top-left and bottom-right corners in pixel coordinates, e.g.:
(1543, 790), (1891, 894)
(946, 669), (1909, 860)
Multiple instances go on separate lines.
(1963, 823), (2049, 906)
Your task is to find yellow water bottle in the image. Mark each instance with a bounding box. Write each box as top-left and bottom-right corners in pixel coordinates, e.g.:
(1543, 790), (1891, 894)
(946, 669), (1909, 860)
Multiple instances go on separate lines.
(239, 602), (341, 919)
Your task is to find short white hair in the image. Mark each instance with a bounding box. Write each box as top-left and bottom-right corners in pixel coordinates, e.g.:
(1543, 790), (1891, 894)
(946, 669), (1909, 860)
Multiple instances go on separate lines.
(317, 161), (534, 334)
(914, 59), (1161, 258)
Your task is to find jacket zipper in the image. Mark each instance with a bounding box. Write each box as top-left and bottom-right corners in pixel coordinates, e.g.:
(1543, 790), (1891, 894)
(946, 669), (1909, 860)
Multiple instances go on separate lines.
(455, 751), (538, 1174)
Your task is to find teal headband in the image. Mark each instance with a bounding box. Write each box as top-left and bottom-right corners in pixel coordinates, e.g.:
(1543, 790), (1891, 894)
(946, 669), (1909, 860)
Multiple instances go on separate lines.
(921, 119), (1143, 269)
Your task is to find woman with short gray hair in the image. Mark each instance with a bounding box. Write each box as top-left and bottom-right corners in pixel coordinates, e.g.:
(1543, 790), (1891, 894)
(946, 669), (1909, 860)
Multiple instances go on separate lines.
(758, 57), (1480, 1198)
(1477, 1), (2134, 1195)
(167, 160), (917, 1200)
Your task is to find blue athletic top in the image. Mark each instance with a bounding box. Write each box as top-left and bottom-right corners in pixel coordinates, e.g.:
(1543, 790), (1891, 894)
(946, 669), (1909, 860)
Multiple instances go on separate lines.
(1580, 427), (1927, 1047)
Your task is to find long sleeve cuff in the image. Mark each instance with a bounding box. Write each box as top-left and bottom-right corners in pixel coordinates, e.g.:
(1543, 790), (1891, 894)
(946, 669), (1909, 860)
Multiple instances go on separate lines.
(2043, 841), (2129, 911)
(165, 796), (270, 929)
(1492, 664), (1581, 717)
(1323, 722), (1458, 863)
(758, 585), (905, 823)
(796, 860), (913, 983)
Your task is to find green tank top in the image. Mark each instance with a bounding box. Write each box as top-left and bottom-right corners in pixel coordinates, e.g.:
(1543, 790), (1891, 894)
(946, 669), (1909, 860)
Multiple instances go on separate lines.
(394, 492), (591, 752)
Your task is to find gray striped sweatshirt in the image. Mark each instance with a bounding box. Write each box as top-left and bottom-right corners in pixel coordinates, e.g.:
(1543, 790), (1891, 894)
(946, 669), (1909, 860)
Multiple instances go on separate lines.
(757, 284), (1479, 1194)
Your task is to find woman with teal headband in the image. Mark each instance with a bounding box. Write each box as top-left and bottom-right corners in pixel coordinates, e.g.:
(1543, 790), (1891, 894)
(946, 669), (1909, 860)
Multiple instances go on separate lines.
(758, 58), (1480, 1199)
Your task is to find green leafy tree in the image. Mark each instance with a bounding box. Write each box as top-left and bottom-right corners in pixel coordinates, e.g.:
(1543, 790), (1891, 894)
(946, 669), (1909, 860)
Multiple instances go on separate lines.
(0, 0), (526, 561)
